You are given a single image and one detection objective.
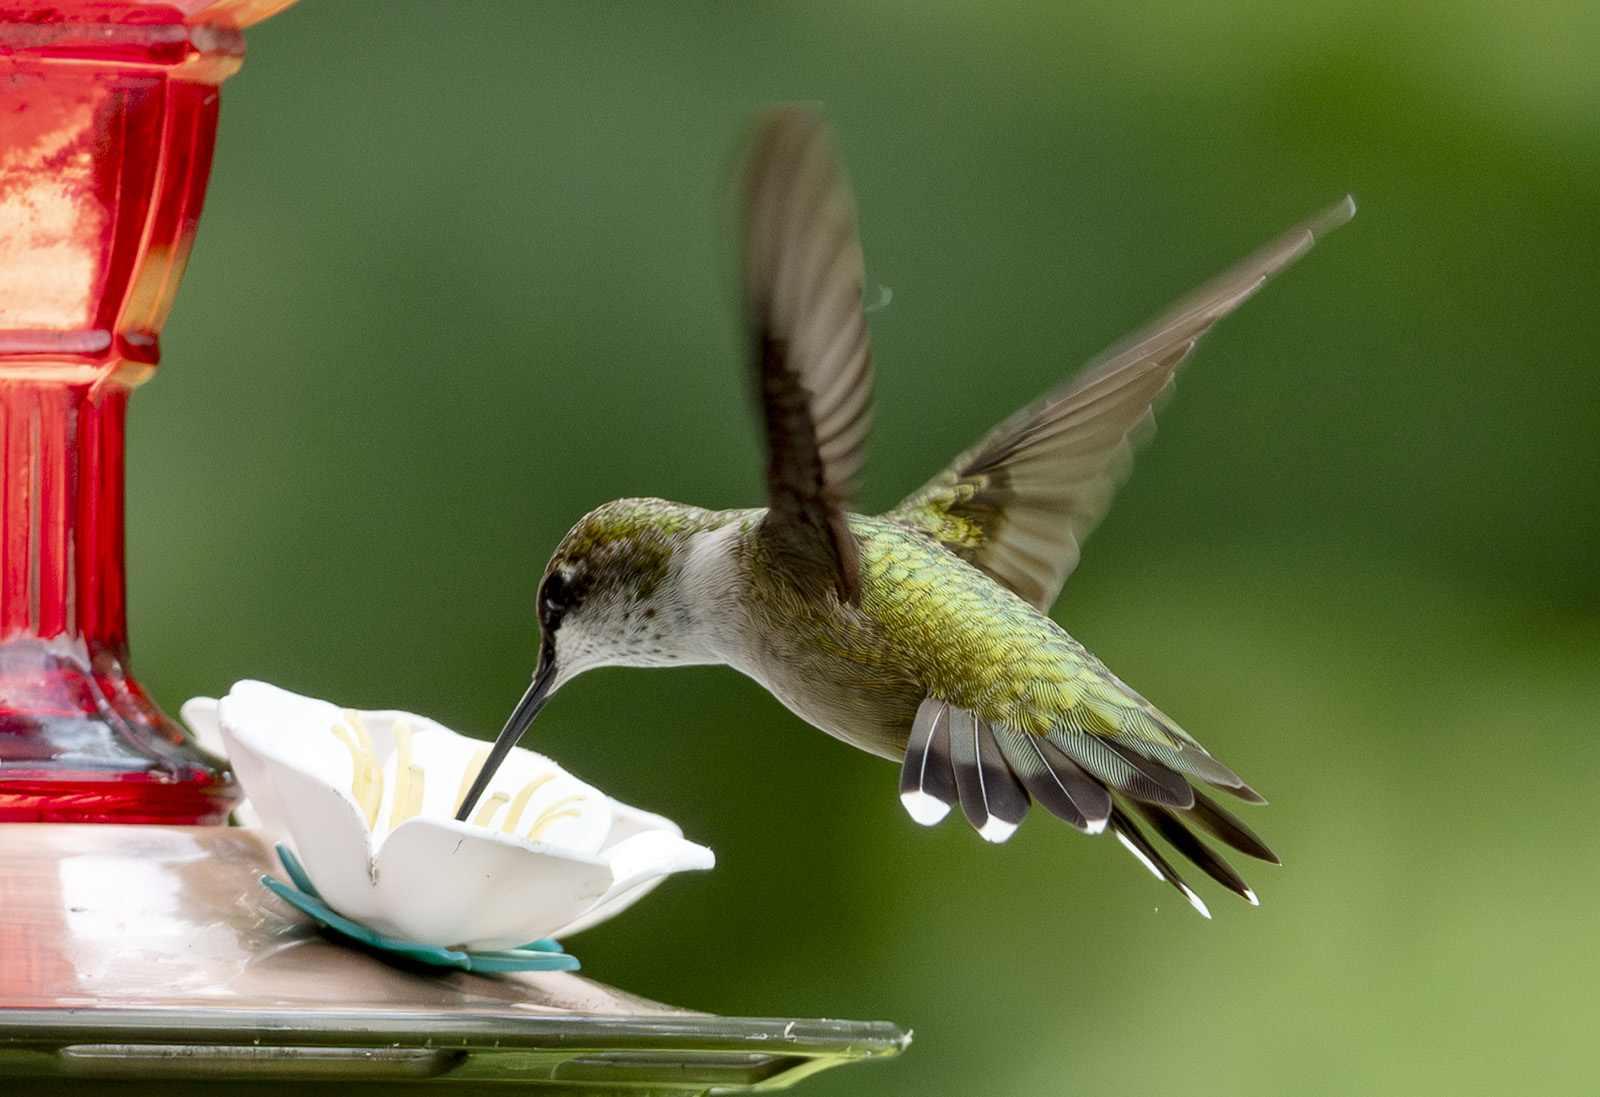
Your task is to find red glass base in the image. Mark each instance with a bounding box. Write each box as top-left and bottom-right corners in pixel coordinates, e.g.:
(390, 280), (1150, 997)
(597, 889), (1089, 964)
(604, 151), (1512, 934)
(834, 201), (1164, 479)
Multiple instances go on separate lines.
(0, 637), (236, 824)
(0, 383), (236, 823)
(0, 776), (233, 825)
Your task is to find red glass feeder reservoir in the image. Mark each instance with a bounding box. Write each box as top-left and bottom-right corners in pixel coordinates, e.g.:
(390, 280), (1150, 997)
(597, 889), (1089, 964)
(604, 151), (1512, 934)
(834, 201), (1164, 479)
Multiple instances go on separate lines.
(0, 0), (295, 822)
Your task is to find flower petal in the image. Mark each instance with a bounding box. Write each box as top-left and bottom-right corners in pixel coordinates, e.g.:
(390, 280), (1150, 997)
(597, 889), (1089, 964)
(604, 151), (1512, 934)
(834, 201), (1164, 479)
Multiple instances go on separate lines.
(219, 681), (358, 783)
(182, 696), (266, 828)
(370, 816), (613, 950)
(216, 710), (306, 845)
(179, 697), (222, 755)
(551, 830), (715, 938)
(254, 759), (380, 924)
(599, 796), (686, 848)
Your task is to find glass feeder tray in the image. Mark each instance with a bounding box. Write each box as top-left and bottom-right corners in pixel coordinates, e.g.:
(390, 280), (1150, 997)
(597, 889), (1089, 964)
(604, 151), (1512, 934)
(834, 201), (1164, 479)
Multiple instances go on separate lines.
(0, 825), (908, 1092)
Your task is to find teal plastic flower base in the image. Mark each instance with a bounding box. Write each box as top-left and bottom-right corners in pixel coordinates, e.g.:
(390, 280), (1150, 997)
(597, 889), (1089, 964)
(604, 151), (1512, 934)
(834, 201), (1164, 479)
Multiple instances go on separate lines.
(261, 844), (580, 973)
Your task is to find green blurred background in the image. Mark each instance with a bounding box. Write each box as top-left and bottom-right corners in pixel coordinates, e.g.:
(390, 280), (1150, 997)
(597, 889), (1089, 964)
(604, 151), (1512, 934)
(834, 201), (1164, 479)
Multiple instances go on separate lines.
(132, 1), (1598, 1093)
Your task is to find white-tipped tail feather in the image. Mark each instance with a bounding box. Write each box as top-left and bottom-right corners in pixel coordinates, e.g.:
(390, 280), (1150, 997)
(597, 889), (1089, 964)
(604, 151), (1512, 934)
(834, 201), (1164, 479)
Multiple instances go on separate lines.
(1115, 830), (1164, 880)
(900, 789), (952, 826)
(1181, 885), (1213, 919)
(978, 816), (1019, 844)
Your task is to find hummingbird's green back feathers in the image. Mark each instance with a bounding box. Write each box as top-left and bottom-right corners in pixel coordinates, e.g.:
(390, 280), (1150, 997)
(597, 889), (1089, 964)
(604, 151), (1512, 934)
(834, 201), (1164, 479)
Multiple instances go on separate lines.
(889, 195), (1357, 612)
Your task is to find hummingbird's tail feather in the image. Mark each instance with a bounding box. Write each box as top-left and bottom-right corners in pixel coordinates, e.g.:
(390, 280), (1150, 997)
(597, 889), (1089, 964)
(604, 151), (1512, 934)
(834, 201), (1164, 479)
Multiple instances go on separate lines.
(1100, 739), (1197, 808)
(1122, 733), (1250, 796)
(1217, 779), (1268, 805)
(1047, 725), (1194, 808)
(899, 699), (1041, 842)
(1186, 790), (1278, 864)
(1111, 731), (1268, 804)
(993, 725), (1111, 834)
(1129, 800), (1258, 906)
(1094, 674), (1267, 801)
(1109, 806), (1212, 918)
(1043, 719), (1274, 908)
(899, 699), (959, 826)
(948, 707), (1031, 843)
(897, 699), (1272, 911)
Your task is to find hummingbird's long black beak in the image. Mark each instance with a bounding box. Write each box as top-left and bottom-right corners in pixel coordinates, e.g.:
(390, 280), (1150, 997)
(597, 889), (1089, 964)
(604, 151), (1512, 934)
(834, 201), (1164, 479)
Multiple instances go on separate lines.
(454, 656), (558, 821)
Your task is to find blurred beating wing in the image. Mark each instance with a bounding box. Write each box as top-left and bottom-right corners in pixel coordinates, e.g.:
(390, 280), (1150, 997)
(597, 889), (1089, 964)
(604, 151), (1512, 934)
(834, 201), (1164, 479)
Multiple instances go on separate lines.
(887, 197), (1355, 612)
(744, 105), (875, 604)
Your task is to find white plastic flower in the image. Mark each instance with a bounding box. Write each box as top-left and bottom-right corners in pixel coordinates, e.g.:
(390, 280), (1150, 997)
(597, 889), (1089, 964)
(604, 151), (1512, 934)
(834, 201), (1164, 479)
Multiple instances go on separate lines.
(182, 699), (266, 830)
(182, 680), (713, 951)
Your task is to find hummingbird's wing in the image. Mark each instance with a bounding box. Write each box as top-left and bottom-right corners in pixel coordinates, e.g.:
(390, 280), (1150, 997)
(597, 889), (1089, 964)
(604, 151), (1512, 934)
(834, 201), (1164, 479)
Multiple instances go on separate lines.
(886, 197), (1355, 612)
(743, 105), (875, 604)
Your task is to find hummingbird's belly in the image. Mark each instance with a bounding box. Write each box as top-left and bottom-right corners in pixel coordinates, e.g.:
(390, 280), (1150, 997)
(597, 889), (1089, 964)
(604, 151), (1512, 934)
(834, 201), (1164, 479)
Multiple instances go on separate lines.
(768, 671), (921, 764)
(737, 652), (921, 761)
(715, 607), (921, 759)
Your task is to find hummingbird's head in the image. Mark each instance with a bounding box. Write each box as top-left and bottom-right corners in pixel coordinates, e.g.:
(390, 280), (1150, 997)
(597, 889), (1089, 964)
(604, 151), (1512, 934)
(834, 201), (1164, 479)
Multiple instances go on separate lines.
(455, 498), (727, 822)
(534, 497), (724, 692)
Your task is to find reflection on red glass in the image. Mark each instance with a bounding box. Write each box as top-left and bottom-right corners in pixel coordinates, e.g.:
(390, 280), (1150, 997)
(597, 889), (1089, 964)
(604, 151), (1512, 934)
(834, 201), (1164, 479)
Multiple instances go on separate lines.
(0, 1), (296, 822)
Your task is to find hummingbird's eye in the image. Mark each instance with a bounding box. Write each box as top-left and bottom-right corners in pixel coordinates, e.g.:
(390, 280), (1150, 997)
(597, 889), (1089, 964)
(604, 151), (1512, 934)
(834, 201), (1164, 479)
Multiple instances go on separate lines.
(540, 571), (579, 619)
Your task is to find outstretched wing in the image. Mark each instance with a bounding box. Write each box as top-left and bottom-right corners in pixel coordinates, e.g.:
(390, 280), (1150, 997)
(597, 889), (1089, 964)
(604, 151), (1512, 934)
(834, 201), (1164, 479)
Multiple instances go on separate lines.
(887, 197), (1355, 612)
(743, 105), (875, 603)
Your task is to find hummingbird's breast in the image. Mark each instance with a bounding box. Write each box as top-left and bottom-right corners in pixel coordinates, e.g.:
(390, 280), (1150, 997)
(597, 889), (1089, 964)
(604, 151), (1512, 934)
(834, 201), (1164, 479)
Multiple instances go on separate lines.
(672, 513), (916, 758)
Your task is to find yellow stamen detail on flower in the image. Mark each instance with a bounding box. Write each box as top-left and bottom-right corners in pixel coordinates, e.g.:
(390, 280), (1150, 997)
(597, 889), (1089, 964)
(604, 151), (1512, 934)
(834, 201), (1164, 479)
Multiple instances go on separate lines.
(329, 719), (359, 758)
(528, 809), (582, 840)
(455, 744), (491, 816)
(343, 709), (375, 754)
(527, 794), (586, 841)
(400, 762), (425, 823)
(470, 791), (509, 827)
(500, 772), (559, 834)
(341, 710), (385, 826)
(389, 721), (415, 831)
(330, 719), (381, 828)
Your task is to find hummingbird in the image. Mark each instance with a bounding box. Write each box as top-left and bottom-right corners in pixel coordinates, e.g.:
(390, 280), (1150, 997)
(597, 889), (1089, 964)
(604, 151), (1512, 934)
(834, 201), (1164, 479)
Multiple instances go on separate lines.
(458, 105), (1352, 915)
